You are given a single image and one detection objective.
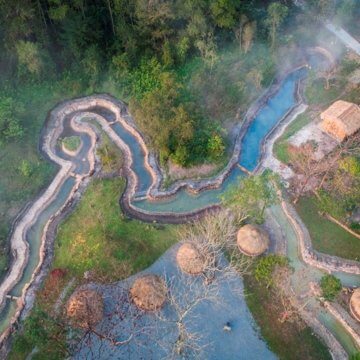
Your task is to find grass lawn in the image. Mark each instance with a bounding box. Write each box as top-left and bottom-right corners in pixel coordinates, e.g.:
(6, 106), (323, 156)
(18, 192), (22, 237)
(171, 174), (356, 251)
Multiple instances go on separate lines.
(54, 177), (177, 280)
(244, 273), (331, 360)
(9, 177), (177, 359)
(61, 136), (81, 152)
(273, 112), (312, 163)
(0, 73), (128, 275)
(296, 196), (360, 261)
(304, 78), (343, 106)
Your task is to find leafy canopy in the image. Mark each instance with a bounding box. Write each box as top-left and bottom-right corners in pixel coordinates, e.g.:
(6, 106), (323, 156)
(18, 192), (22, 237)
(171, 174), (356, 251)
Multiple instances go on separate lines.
(320, 274), (341, 301)
(223, 172), (278, 223)
(0, 96), (24, 145)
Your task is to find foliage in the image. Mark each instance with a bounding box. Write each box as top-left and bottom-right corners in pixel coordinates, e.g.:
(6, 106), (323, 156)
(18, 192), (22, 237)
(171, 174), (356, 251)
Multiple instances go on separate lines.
(317, 191), (347, 220)
(305, 77), (342, 106)
(61, 136), (81, 153)
(244, 272), (331, 360)
(266, 2), (289, 49)
(207, 133), (225, 160)
(0, 96), (24, 145)
(320, 274), (341, 301)
(339, 156), (360, 177)
(340, 58), (359, 76)
(96, 134), (123, 173)
(130, 58), (163, 100)
(10, 306), (67, 360)
(130, 71), (225, 166)
(210, 0), (238, 29)
(254, 254), (289, 288)
(15, 40), (44, 79)
(54, 178), (176, 278)
(223, 172), (278, 223)
(18, 160), (33, 178)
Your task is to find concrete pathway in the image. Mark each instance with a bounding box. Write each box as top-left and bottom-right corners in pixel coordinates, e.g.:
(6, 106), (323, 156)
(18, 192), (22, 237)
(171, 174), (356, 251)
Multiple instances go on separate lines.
(325, 22), (360, 56)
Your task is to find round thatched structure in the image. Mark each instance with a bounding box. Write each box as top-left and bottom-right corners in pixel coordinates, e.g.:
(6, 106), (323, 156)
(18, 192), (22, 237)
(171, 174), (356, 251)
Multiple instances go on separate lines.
(176, 242), (206, 275)
(237, 224), (269, 256)
(350, 288), (360, 322)
(130, 275), (167, 311)
(66, 289), (103, 328)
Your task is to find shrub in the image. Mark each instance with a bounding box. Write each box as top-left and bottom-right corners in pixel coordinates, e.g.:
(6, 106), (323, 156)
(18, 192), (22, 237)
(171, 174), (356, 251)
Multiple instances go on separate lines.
(207, 133), (225, 160)
(320, 274), (341, 301)
(254, 254), (289, 287)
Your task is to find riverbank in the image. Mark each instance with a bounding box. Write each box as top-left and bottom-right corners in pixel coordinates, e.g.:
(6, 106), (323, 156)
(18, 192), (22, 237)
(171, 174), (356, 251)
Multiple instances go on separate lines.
(1, 60), (359, 358)
(243, 272), (331, 360)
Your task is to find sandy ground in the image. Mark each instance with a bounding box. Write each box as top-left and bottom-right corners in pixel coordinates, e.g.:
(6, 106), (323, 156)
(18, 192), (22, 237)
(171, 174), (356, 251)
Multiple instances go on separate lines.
(74, 244), (276, 360)
(288, 121), (338, 161)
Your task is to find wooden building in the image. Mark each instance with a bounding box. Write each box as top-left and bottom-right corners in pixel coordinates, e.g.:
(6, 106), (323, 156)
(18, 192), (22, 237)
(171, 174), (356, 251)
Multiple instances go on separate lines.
(320, 100), (360, 142)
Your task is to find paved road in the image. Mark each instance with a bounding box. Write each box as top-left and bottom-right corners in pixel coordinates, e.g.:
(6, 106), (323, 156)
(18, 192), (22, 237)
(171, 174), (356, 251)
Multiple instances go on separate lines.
(326, 22), (360, 56)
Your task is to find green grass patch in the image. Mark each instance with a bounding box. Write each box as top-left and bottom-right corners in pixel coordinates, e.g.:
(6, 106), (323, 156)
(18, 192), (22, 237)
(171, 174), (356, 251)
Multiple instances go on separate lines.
(0, 74), (100, 274)
(295, 196), (360, 261)
(10, 176), (177, 360)
(61, 136), (80, 152)
(273, 112), (312, 163)
(244, 273), (331, 360)
(54, 177), (176, 280)
(304, 78), (343, 106)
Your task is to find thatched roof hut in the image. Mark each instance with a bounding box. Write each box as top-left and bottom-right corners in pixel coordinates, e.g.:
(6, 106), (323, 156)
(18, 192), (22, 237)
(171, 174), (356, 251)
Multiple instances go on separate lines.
(66, 289), (103, 328)
(237, 224), (269, 256)
(130, 275), (167, 311)
(350, 288), (360, 322)
(176, 242), (206, 275)
(320, 100), (360, 141)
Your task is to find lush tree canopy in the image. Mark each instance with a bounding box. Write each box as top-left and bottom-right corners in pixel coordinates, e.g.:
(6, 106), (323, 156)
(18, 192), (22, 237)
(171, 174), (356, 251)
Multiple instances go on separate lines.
(320, 274), (342, 301)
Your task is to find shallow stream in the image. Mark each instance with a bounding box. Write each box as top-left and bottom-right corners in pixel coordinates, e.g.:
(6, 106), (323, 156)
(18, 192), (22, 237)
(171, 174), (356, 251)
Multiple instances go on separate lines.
(1, 66), (359, 356)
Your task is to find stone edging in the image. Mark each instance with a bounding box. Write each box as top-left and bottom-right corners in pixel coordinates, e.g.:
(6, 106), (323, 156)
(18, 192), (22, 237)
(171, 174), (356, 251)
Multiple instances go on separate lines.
(279, 191), (360, 275)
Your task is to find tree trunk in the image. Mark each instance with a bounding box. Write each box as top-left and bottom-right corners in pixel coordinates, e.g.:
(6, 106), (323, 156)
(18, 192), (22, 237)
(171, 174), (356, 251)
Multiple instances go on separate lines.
(106, 0), (115, 35)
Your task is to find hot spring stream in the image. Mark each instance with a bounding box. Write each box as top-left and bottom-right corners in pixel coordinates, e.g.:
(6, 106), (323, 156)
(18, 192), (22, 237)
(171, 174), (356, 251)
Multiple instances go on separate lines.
(1, 67), (359, 356)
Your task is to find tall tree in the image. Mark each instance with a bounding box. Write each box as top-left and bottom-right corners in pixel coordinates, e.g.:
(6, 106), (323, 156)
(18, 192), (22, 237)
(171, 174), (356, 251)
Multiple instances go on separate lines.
(223, 173), (278, 223)
(242, 21), (256, 53)
(266, 2), (288, 49)
(210, 0), (238, 29)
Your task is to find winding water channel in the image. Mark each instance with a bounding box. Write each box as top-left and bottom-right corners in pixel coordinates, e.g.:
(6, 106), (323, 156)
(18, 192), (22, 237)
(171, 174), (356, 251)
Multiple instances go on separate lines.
(0, 66), (359, 357)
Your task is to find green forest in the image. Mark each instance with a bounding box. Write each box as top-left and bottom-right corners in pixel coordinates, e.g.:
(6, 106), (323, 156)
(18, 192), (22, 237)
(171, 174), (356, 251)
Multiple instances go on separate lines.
(0, 0), (358, 272)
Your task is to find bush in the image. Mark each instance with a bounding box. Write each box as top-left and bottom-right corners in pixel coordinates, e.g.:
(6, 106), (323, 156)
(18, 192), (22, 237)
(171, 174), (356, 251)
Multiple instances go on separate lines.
(0, 96), (24, 145)
(320, 274), (341, 301)
(130, 58), (163, 99)
(254, 254), (289, 287)
(207, 133), (225, 160)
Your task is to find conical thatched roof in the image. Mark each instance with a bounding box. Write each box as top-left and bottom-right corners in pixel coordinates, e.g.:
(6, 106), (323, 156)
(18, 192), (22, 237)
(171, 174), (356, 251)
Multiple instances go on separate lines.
(176, 242), (206, 275)
(130, 275), (167, 311)
(237, 224), (269, 256)
(350, 288), (360, 322)
(66, 289), (103, 328)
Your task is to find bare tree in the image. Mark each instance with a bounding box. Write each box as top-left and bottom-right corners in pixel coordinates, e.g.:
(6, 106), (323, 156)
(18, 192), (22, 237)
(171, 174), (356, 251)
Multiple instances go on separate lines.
(234, 14), (248, 52)
(67, 211), (253, 359)
(152, 210), (253, 358)
(242, 21), (256, 54)
(288, 142), (327, 203)
(317, 132), (360, 192)
(70, 289), (156, 359)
